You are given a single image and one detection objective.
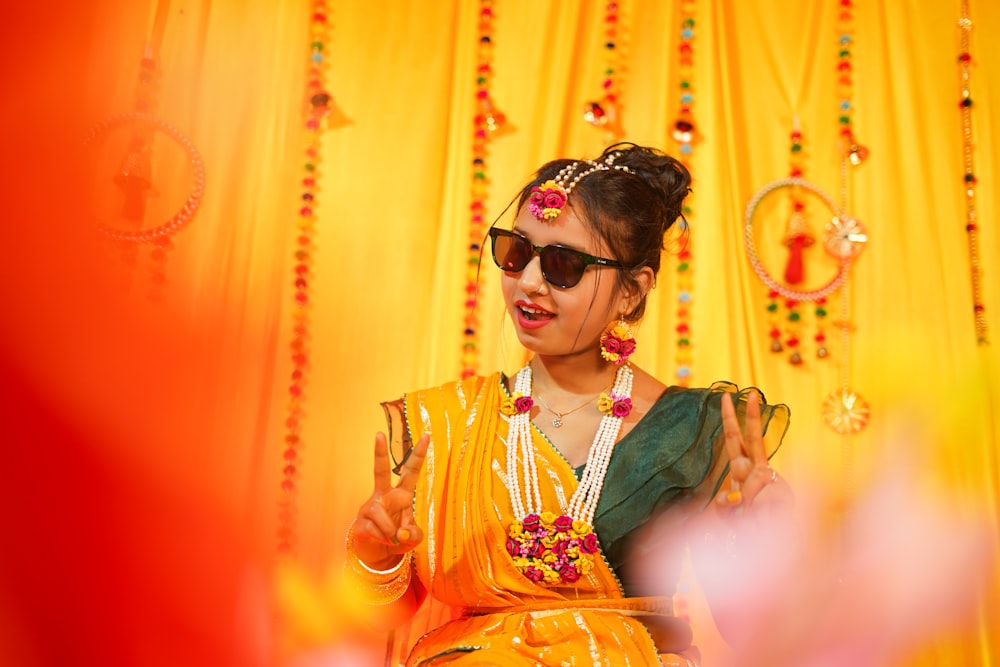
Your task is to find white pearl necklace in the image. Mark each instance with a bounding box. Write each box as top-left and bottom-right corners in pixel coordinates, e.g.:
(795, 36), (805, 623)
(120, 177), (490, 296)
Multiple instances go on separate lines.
(504, 363), (633, 525)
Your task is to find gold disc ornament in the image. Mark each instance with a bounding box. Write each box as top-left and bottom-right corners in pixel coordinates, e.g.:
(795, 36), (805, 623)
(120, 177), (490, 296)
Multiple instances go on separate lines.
(822, 389), (870, 434)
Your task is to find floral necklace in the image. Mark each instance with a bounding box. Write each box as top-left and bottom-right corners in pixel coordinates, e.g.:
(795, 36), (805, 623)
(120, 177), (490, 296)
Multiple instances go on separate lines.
(499, 362), (633, 586)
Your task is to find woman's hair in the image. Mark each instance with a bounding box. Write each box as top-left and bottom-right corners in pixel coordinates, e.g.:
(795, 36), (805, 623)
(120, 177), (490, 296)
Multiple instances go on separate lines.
(515, 142), (692, 321)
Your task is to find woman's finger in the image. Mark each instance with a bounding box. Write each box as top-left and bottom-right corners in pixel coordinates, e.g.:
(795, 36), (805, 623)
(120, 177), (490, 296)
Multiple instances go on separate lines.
(396, 511), (423, 547)
(373, 431), (393, 495)
(359, 498), (402, 545)
(743, 391), (767, 465)
(397, 434), (430, 494)
(720, 393), (747, 465)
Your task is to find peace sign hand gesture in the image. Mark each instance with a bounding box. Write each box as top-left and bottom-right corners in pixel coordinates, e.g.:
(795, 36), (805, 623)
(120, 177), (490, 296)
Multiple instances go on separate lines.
(714, 391), (792, 520)
(351, 432), (430, 570)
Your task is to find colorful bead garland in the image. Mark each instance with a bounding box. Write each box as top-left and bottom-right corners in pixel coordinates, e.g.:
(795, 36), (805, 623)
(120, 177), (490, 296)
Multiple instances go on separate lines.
(837, 0), (868, 167)
(464, 0), (507, 379)
(958, 1), (988, 344)
(584, 2), (624, 138)
(277, 0), (335, 556)
(672, 0), (696, 386)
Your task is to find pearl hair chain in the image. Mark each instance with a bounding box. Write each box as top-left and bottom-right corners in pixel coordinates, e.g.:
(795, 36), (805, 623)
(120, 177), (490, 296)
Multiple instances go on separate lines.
(505, 363), (633, 525)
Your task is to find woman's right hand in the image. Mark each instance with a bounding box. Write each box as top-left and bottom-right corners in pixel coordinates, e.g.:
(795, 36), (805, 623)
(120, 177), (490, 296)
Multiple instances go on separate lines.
(350, 432), (430, 569)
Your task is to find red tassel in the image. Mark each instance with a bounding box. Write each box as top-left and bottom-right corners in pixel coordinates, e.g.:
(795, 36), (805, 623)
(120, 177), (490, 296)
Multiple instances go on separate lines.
(784, 235), (807, 284)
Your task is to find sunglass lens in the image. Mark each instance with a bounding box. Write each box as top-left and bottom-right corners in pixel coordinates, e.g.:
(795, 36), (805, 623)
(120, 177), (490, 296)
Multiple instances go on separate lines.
(541, 247), (586, 288)
(493, 232), (532, 272)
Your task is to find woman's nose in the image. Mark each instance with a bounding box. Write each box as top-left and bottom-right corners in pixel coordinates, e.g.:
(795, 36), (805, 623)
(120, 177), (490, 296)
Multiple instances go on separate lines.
(517, 254), (548, 294)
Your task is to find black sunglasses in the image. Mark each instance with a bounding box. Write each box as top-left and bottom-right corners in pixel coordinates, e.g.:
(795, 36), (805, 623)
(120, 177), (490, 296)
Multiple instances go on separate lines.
(488, 228), (625, 288)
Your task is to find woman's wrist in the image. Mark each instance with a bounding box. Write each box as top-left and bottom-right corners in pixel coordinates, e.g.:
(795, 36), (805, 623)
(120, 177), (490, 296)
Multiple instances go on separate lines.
(344, 522), (414, 604)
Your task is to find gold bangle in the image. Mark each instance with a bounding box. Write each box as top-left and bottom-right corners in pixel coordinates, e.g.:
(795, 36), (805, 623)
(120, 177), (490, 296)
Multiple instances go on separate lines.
(344, 522), (413, 605)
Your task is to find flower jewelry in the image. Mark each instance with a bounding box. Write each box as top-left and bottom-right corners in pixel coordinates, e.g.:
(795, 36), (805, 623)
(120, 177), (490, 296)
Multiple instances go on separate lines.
(506, 512), (599, 585)
(527, 157), (634, 223)
(500, 392), (534, 416)
(598, 392), (632, 418)
(600, 320), (637, 365)
(503, 363), (633, 585)
(527, 180), (568, 221)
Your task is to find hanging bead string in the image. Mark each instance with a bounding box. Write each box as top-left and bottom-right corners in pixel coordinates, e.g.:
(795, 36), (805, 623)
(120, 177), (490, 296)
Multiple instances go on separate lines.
(672, 0), (695, 387)
(783, 120), (806, 365)
(837, 0), (854, 479)
(584, 2), (624, 139)
(837, 0), (867, 168)
(958, 2), (988, 345)
(464, 0), (507, 379)
(832, 0), (868, 499)
(277, 0), (334, 556)
(140, 41), (173, 303)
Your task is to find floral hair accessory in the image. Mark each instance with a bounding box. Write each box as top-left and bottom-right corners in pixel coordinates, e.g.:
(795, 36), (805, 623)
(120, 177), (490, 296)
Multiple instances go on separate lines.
(500, 392), (534, 416)
(528, 180), (568, 221)
(527, 158), (631, 223)
(600, 320), (637, 365)
(598, 392), (632, 418)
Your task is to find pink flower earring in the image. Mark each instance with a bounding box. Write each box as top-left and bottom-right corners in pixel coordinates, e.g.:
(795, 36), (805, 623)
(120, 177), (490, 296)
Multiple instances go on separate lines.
(600, 318), (636, 366)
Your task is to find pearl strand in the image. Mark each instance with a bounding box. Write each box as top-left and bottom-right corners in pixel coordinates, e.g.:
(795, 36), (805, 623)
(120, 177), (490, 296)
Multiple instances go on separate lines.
(504, 363), (632, 525)
(568, 365), (632, 522)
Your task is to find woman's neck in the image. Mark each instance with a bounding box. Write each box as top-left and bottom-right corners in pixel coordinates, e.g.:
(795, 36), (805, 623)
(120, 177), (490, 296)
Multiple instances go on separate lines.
(529, 351), (618, 397)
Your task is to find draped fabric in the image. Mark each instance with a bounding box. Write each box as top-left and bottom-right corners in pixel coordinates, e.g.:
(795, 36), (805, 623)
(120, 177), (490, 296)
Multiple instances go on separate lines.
(390, 373), (787, 664)
(2, 1), (998, 666)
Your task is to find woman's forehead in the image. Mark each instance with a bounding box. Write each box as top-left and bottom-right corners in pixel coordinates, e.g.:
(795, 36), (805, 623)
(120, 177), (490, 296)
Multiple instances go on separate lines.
(512, 206), (604, 253)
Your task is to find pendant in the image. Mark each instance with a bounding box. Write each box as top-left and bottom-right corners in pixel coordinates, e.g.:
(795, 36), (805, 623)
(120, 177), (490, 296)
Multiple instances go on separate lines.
(551, 414), (563, 428)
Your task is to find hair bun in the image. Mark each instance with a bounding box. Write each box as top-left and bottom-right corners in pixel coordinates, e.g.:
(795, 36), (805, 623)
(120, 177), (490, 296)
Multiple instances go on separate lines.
(598, 142), (691, 232)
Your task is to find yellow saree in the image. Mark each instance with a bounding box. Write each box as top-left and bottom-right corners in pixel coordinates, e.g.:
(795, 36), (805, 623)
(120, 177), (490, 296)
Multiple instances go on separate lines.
(388, 372), (788, 666)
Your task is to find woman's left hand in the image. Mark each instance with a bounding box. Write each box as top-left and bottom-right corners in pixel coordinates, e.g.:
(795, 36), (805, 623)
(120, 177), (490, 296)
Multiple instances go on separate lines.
(713, 391), (792, 520)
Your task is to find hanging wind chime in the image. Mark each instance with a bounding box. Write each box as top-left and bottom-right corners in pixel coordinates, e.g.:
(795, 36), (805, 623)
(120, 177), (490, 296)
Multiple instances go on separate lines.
(744, 0), (870, 439)
(84, 7), (205, 302)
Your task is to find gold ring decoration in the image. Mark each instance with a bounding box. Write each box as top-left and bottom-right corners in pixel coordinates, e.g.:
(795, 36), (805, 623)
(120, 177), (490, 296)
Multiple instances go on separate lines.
(83, 111), (206, 243)
(744, 177), (866, 302)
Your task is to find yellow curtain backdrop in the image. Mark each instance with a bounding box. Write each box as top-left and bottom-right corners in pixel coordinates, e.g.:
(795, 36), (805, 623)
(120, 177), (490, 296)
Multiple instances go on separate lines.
(3, 0), (997, 665)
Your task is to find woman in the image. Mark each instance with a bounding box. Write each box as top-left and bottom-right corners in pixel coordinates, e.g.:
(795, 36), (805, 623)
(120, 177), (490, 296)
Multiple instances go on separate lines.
(344, 143), (791, 665)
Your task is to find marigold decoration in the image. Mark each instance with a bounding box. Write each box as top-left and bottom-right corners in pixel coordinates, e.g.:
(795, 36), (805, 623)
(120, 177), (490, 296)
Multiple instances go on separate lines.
(600, 321), (636, 365)
(527, 180), (569, 221)
(506, 513), (599, 585)
(957, 1), (988, 345)
(277, 0), (342, 556)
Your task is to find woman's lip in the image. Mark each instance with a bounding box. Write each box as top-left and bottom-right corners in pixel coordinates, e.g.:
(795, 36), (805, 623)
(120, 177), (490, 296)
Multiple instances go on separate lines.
(515, 301), (554, 330)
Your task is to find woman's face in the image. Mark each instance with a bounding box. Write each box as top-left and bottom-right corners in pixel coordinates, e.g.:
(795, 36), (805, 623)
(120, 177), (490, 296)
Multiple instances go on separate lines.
(499, 205), (630, 359)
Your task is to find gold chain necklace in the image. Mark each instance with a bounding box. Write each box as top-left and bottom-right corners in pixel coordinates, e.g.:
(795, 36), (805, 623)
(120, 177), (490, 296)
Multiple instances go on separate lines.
(533, 387), (608, 428)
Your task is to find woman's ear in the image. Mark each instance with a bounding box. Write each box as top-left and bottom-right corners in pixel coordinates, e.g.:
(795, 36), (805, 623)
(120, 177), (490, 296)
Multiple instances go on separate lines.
(619, 266), (655, 316)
